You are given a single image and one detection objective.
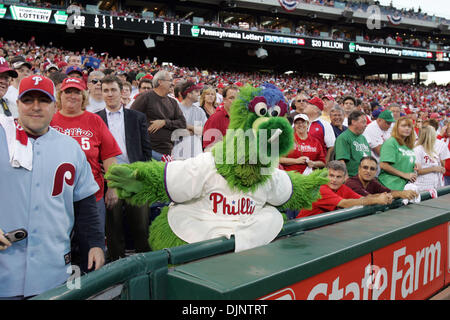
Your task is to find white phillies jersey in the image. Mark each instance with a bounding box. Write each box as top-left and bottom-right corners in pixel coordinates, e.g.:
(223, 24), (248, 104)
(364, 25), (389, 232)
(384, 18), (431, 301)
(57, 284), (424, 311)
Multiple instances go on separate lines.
(165, 152), (292, 252)
(413, 145), (448, 191)
(0, 127), (98, 298)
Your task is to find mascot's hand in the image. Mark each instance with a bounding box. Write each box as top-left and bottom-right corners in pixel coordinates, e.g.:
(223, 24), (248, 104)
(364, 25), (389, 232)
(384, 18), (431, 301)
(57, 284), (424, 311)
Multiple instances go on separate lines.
(105, 164), (145, 199)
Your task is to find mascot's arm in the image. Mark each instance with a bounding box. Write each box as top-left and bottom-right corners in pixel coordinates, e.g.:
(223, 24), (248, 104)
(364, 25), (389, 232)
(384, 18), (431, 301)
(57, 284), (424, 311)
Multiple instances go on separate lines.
(278, 169), (328, 212)
(105, 160), (169, 206)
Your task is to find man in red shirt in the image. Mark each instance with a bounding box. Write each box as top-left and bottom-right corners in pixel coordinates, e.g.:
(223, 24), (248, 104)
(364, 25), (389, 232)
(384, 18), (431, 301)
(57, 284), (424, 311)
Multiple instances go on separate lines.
(297, 160), (392, 218)
(202, 85), (238, 150)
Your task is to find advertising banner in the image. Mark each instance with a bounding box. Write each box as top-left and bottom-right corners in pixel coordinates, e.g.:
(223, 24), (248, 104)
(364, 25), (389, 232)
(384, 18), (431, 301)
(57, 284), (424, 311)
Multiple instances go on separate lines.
(260, 223), (448, 300)
(371, 224), (447, 300)
(259, 254), (373, 300)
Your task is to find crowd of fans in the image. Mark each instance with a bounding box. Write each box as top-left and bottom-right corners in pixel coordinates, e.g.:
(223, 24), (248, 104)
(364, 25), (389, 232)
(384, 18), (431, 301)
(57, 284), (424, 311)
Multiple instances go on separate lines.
(0, 35), (449, 298)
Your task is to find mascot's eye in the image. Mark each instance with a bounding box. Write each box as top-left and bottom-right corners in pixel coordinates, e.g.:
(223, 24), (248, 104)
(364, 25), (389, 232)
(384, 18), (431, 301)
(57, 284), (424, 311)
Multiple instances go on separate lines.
(248, 96), (268, 115)
(275, 100), (288, 117)
(254, 102), (268, 116)
(270, 106), (281, 117)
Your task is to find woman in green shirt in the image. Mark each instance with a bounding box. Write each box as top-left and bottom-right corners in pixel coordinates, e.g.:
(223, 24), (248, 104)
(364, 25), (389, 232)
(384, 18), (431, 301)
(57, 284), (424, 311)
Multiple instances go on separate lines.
(378, 116), (418, 190)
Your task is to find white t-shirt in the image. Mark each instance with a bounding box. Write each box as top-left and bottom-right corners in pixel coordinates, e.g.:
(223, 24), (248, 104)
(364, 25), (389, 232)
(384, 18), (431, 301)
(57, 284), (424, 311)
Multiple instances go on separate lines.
(85, 96), (106, 113)
(171, 103), (207, 160)
(435, 139), (450, 162)
(363, 120), (392, 163)
(2, 86), (18, 118)
(165, 152), (292, 252)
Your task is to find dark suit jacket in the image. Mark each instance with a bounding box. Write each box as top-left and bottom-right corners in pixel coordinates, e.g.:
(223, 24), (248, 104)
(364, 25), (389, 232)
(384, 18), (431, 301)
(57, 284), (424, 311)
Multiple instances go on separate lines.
(96, 108), (152, 163)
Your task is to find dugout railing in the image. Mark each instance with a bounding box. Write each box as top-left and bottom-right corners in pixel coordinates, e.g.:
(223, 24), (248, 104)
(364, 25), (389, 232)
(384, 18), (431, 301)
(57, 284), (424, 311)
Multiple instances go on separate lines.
(33, 186), (450, 300)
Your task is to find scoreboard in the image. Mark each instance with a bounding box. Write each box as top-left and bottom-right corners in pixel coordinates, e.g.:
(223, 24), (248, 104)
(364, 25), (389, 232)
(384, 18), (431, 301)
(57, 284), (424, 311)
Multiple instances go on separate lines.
(1, 3), (449, 63)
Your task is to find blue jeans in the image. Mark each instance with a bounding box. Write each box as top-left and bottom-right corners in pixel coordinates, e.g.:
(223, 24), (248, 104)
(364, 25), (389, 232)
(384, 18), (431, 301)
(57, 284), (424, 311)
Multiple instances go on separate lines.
(445, 175), (450, 186)
(152, 150), (164, 161)
(96, 198), (106, 249)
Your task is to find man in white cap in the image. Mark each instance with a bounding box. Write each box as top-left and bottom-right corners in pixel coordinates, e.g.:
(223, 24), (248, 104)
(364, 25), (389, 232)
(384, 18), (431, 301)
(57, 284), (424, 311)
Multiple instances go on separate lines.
(4, 56), (32, 115)
(0, 57), (18, 117)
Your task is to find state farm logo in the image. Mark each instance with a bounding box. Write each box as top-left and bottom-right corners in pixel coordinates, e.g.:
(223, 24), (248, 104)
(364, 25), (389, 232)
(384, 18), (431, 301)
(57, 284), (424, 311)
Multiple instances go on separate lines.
(304, 241), (442, 300)
(260, 288), (295, 300)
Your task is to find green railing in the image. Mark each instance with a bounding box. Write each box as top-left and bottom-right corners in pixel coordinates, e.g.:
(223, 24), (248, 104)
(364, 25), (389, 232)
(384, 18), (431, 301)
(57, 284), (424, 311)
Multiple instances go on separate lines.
(32, 186), (450, 300)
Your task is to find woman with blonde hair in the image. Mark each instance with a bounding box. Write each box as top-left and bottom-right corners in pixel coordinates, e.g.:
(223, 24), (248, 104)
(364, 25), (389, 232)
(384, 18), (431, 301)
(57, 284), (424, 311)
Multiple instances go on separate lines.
(199, 86), (216, 118)
(50, 77), (122, 272)
(378, 116), (417, 190)
(414, 125), (447, 191)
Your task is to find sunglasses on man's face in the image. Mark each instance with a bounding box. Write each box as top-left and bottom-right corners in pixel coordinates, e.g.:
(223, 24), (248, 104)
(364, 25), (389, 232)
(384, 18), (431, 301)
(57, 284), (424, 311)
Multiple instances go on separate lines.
(90, 79), (101, 84)
(296, 99), (307, 103)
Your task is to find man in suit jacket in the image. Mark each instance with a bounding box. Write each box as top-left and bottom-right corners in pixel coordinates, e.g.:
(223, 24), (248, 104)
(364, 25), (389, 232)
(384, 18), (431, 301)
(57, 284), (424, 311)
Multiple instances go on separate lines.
(97, 75), (152, 261)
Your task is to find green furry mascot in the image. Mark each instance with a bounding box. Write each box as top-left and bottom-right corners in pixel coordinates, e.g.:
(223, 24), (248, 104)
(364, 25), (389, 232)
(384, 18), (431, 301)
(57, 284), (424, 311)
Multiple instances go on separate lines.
(106, 83), (328, 252)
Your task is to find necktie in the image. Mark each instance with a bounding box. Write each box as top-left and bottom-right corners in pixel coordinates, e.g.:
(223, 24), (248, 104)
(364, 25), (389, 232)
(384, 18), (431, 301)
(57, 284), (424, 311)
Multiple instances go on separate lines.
(1, 98), (12, 117)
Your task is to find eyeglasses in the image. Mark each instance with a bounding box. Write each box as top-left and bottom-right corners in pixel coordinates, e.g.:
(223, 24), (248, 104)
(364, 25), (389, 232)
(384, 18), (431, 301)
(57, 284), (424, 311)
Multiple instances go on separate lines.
(361, 165), (377, 171)
(90, 79), (101, 84)
(296, 99), (307, 103)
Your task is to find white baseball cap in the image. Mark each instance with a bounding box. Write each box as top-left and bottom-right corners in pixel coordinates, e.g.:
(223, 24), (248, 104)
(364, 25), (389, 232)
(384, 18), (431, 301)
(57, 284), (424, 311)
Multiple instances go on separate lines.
(293, 113), (309, 123)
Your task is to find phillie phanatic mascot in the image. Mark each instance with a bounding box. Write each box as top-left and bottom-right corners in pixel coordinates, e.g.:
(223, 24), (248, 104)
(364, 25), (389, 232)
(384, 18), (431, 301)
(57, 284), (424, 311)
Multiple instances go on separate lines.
(105, 83), (328, 252)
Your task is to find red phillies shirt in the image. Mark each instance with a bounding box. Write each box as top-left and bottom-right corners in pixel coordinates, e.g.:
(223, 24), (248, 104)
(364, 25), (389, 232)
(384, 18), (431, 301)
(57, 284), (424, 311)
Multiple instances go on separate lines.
(284, 133), (325, 174)
(202, 106), (230, 150)
(51, 111), (122, 200)
(297, 184), (361, 218)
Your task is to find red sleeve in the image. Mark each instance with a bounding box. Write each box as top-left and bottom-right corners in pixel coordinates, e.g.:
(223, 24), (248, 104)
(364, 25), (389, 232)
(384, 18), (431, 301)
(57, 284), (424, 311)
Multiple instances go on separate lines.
(296, 185), (343, 218)
(96, 116), (122, 161)
(338, 184), (363, 199)
(202, 112), (229, 149)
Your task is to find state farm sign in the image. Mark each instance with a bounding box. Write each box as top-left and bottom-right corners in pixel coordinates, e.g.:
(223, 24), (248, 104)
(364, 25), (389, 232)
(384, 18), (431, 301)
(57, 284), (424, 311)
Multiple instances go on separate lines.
(260, 224), (448, 300)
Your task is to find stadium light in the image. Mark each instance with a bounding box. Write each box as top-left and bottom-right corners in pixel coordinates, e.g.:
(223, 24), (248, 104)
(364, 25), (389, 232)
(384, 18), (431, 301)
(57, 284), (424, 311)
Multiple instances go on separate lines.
(425, 63), (436, 72)
(143, 37), (155, 49)
(220, 1), (237, 8)
(438, 24), (448, 32)
(256, 48), (268, 59)
(342, 9), (353, 19)
(355, 57), (365, 66)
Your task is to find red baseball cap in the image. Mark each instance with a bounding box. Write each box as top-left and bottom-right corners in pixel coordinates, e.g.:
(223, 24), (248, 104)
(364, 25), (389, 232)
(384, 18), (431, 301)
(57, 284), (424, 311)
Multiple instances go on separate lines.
(322, 95), (335, 101)
(60, 77), (87, 92)
(141, 73), (153, 80)
(307, 97), (324, 111)
(0, 57), (18, 78)
(57, 61), (68, 69)
(430, 112), (440, 119)
(18, 75), (55, 101)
